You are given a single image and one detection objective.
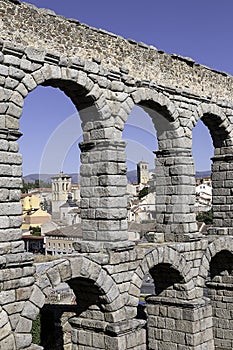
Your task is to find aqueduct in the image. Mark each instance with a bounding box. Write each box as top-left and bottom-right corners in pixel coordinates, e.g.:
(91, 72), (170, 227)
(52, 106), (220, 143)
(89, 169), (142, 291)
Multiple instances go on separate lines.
(0, 0), (232, 349)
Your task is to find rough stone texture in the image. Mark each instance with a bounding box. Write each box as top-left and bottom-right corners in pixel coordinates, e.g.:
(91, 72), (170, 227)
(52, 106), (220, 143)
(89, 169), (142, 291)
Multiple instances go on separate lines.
(146, 296), (214, 350)
(207, 279), (233, 350)
(1, 0), (233, 101)
(0, 0), (232, 349)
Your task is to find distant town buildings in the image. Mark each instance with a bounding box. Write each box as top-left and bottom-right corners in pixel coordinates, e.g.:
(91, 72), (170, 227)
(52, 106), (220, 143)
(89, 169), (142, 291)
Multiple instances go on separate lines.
(44, 223), (82, 255)
(21, 194), (51, 230)
(127, 161), (156, 230)
(127, 162), (212, 240)
(21, 172), (82, 255)
(195, 176), (212, 212)
(59, 193), (80, 226)
(21, 166), (213, 252)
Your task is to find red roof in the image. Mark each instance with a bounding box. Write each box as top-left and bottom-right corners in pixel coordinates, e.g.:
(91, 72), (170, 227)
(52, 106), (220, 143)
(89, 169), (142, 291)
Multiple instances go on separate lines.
(22, 235), (44, 240)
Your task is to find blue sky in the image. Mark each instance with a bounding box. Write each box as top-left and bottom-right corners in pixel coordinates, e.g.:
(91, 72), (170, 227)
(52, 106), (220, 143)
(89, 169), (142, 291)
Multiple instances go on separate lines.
(19, 0), (233, 175)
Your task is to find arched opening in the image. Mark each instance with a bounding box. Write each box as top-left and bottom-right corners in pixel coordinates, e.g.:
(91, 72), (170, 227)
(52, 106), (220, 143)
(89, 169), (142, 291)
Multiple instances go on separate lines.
(123, 93), (197, 242)
(150, 263), (184, 294)
(16, 75), (104, 348)
(193, 109), (233, 236)
(19, 84), (85, 254)
(19, 85), (82, 177)
(123, 105), (157, 241)
(192, 119), (214, 233)
(32, 256), (123, 350)
(139, 98), (198, 242)
(39, 282), (76, 350)
(137, 261), (187, 349)
(210, 250), (233, 280)
(68, 277), (103, 316)
(38, 276), (106, 350)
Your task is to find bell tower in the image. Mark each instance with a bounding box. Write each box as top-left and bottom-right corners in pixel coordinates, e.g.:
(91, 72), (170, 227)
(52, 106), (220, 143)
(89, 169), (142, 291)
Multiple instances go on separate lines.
(137, 161), (149, 185)
(51, 171), (72, 217)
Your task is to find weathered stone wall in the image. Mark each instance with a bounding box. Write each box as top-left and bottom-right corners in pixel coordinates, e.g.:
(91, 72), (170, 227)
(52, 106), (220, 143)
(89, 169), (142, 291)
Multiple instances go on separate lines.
(31, 237), (232, 350)
(207, 280), (233, 349)
(146, 296), (214, 350)
(1, 0), (233, 101)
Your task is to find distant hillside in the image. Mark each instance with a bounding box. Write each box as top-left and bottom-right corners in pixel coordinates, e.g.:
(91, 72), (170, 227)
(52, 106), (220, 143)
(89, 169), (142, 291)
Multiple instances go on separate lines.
(23, 173), (80, 184)
(195, 170), (211, 178)
(23, 170), (211, 184)
(127, 169), (211, 183)
(126, 170), (138, 183)
(24, 172), (138, 184)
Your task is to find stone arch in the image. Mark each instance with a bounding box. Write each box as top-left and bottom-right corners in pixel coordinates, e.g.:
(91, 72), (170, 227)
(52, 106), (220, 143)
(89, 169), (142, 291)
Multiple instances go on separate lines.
(19, 256), (125, 349)
(131, 88), (184, 149)
(115, 87), (180, 134)
(193, 103), (233, 149)
(115, 87), (194, 242)
(190, 103), (233, 235)
(127, 245), (194, 312)
(198, 236), (233, 287)
(131, 88), (178, 121)
(200, 237), (233, 349)
(23, 256), (125, 321)
(11, 58), (121, 243)
(12, 62), (111, 125)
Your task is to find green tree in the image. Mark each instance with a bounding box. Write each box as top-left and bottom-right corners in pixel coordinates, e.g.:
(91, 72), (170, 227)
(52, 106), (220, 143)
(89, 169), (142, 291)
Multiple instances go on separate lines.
(138, 187), (149, 199)
(22, 179), (51, 194)
(22, 180), (35, 194)
(31, 314), (41, 345)
(30, 226), (41, 236)
(196, 209), (213, 225)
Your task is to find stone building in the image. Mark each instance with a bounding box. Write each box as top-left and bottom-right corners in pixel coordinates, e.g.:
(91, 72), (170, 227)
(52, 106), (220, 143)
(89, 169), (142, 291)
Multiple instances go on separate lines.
(22, 208), (51, 230)
(0, 1), (232, 349)
(44, 223), (82, 255)
(59, 193), (80, 226)
(195, 181), (212, 208)
(51, 172), (72, 216)
(21, 193), (51, 230)
(137, 160), (149, 185)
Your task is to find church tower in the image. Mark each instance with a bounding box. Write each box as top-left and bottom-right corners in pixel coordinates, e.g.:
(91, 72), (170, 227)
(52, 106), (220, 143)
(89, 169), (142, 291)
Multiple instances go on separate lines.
(137, 161), (149, 185)
(51, 172), (72, 217)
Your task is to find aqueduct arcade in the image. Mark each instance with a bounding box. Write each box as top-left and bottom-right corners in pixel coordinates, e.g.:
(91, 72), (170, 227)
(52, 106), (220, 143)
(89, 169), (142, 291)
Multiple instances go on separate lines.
(0, 0), (232, 349)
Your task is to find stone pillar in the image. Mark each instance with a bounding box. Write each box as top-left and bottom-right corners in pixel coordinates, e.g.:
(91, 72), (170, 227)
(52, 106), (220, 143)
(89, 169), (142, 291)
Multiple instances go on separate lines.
(207, 277), (233, 349)
(146, 296), (214, 350)
(155, 148), (198, 242)
(210, 154), (233, 235)
(0, 129), (35, 349)
(78, 139), (129, 250)
(69, 316), (146, 350)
